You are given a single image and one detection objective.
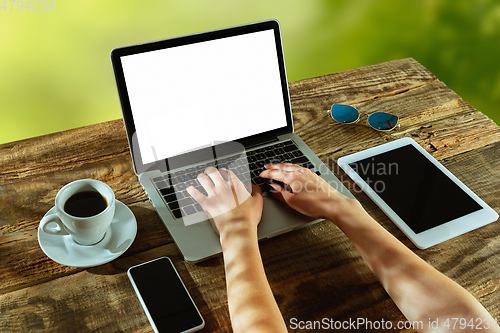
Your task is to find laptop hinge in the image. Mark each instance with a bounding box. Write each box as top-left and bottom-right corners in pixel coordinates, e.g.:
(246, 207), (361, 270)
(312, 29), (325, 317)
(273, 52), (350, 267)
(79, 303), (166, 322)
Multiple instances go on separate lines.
(241, 136), (279, 150)
(144, 136), (282, 174)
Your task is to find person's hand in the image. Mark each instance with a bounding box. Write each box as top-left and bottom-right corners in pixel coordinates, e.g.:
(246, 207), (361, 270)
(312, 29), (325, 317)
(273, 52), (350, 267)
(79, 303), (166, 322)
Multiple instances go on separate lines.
(259, 163), (351, 220)
(186, 167), (263, 239)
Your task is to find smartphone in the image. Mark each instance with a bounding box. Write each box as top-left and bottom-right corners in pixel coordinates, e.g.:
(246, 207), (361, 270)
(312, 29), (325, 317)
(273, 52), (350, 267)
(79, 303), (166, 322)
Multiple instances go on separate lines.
(127, 257), (205, 333)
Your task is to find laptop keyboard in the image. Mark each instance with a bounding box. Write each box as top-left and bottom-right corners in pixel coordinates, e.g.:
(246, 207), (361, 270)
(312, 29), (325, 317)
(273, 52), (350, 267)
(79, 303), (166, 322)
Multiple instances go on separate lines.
(152, 140), (319, 219)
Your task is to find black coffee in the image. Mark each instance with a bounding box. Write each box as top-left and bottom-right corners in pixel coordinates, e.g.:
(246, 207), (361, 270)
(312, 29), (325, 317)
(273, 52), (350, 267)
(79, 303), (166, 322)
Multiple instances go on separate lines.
(64, 191), (108, 218)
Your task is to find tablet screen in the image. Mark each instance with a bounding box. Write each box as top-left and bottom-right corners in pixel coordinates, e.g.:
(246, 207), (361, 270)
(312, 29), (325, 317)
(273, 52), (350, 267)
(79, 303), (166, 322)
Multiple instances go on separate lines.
(348, 144), (482, 234)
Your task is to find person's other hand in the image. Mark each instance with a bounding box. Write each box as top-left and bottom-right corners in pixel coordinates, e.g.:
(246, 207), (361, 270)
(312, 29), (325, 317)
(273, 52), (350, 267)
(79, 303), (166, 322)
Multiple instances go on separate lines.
(187, 167), (263, 238)
(259, 163), (350, 220)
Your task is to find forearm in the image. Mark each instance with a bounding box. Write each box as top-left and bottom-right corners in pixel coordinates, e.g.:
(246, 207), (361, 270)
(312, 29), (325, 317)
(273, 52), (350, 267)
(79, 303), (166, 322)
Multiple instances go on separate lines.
(220, 228), (287, 333)
(259, 163), (497, 331)
(328, 200), (498, 332)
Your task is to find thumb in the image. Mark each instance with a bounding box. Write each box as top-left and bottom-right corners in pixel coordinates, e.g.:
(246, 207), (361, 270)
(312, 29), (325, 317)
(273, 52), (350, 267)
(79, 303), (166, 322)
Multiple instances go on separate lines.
(250, 183), (263, 198)
(268, 183), (294, 203)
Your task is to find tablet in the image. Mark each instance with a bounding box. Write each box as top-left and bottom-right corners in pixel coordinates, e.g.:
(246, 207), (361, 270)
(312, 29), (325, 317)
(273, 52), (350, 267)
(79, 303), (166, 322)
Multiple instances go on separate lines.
(338, 137), (498, 249)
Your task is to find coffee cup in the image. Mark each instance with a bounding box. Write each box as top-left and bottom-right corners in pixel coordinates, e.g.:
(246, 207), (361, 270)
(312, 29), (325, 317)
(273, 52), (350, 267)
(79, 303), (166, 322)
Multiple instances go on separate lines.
(40, 179), (116, 246)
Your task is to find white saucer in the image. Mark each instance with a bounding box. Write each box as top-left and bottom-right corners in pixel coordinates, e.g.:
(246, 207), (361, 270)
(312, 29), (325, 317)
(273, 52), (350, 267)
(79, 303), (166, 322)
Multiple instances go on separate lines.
(38, 200), (137, 268)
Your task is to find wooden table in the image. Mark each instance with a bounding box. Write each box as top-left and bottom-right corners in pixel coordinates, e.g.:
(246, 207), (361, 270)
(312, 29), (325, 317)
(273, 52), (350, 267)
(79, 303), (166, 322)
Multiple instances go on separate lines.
(1, 58), (499, 332)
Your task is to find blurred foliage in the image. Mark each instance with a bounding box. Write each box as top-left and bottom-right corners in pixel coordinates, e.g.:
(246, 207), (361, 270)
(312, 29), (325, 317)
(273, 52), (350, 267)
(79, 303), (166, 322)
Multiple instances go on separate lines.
(1, 0), (499, 144)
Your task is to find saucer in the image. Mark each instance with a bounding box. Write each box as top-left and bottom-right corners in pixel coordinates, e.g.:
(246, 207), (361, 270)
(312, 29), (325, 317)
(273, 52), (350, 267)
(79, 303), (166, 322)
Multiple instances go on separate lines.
(38, 200), (137, 268)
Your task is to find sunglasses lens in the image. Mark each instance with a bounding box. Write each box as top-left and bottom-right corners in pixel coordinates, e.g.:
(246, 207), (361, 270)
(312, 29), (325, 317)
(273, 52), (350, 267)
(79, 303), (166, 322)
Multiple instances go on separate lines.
(330, 104), (359, 123)
(368, 112), (399, 131)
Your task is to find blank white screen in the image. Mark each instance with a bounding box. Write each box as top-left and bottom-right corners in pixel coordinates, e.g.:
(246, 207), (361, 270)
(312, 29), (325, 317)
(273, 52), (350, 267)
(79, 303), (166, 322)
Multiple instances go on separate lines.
(121, 29), (288, 164)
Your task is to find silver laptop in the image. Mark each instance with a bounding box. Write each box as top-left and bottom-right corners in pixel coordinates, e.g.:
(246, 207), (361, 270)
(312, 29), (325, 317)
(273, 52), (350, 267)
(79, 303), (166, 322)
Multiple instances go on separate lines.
(110, 20), (353, 263)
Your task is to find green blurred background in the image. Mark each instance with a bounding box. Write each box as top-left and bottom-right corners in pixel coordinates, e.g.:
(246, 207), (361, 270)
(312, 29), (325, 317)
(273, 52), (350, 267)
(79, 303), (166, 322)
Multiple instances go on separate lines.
(1, 0), (499, 145)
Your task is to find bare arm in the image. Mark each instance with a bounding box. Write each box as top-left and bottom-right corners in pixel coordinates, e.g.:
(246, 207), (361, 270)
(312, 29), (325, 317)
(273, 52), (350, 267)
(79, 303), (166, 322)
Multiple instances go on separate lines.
(260, 163), (499, 333)
(187, 167), (287, 333)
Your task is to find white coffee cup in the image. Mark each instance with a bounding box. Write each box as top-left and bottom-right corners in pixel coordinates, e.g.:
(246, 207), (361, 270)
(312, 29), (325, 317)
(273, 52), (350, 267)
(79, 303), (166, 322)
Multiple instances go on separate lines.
(40, 179), (116, 246)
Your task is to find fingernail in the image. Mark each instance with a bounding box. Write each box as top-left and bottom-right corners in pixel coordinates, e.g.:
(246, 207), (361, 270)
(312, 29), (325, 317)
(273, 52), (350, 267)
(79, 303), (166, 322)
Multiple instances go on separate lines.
(268, 184), (280, 192)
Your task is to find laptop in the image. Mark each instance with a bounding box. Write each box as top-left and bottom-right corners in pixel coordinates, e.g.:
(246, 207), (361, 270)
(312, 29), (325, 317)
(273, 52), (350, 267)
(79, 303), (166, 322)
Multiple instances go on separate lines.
(110, 20), (354, 263)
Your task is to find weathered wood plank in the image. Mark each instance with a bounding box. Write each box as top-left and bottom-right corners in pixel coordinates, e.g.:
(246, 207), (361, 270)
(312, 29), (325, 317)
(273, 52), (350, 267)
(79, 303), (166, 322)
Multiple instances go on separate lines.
(289, 58), (437, 108)
(2, 136), (499, 330)
(0, 244), (230, 332)
(3, 58), (498, 237)
(0, 219), (405, 332)
(0, 200), (172, 295)
(290, 63), (500, 165)
(0, 118), (147, 237)
(1, 58), (499, 332)
(0, 155), (145, 236)
(0, 120), (129, 182)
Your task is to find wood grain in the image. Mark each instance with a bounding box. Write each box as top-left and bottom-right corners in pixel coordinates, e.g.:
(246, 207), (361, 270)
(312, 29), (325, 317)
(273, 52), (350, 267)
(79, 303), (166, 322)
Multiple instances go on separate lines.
(1, 58), (499, 332)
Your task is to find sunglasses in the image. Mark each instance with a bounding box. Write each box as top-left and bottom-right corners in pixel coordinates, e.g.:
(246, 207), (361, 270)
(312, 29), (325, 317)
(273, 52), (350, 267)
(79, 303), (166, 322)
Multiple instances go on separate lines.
(329, 104), (399, 131)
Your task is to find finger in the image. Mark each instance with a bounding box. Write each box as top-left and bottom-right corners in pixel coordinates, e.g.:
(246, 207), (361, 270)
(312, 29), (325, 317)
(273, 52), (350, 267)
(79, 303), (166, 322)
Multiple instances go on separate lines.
(264, 162), (303, 172)
(197, 172), (215, 195)
(264, 162), (286, 169)
(268, 183), (286, 202)
(219, 168), (230, 181)
(205, 166), (225, 186)
(187, 186), (219, 221)
(226, 169), (244, 189)
(260, 167), (308, 194)
(259, 167), (287, 182)
(250, 183), (262, 198)
(269, 181), (295, 198)
(261, 163), (304, 179)
(186, 185), (207, 203)
(226, 169), (251, 204)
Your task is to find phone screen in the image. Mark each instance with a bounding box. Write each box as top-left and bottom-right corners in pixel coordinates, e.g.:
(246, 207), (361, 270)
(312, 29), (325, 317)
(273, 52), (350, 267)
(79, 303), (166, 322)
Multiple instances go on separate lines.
(128, 257), (204, 333)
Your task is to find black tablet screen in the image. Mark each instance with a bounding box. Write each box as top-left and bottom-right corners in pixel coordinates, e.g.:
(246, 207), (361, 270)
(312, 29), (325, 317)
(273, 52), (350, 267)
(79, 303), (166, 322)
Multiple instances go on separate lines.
(348, 144), (482, 234)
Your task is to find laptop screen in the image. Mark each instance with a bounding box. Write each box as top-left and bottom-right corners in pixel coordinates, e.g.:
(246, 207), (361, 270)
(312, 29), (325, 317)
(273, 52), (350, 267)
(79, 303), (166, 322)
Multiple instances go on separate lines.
(120, 28), (288, 166)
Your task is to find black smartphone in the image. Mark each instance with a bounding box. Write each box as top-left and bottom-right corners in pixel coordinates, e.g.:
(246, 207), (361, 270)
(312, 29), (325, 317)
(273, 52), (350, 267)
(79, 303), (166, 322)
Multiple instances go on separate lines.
(127, 257), (205, 333)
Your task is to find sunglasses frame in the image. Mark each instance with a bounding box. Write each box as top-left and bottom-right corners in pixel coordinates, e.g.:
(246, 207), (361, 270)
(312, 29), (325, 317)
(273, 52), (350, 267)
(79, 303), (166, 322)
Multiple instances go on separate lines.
(328, 104), (400, 132)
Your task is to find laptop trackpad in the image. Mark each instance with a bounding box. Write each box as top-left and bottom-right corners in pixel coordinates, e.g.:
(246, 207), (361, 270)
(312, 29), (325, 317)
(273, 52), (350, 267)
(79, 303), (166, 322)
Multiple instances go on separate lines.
(257, 196), (318, 239)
